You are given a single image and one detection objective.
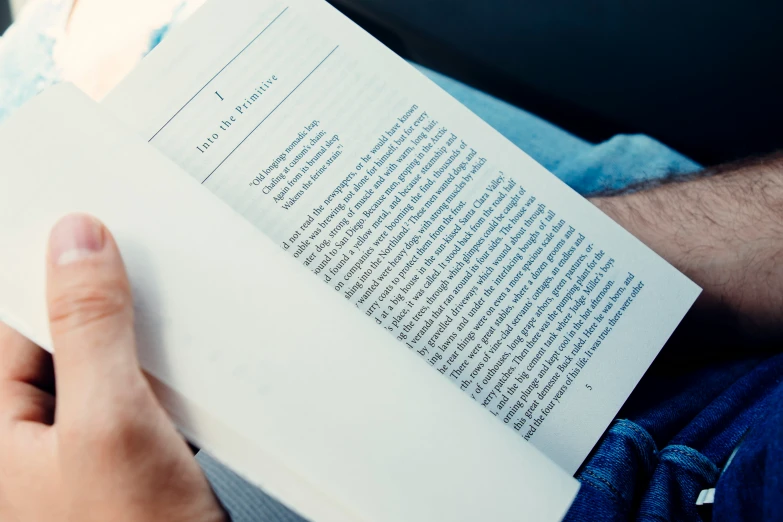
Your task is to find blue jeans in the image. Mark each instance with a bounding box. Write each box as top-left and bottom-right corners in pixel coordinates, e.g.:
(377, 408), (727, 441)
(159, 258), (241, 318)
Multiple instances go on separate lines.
(194, 68), (783, 522)
(1, 3), (781, 520)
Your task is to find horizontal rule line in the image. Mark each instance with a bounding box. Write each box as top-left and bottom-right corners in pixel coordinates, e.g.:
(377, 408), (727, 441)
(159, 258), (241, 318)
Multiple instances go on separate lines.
(201, 45), (340, 185)
(148, 6), (290, 142)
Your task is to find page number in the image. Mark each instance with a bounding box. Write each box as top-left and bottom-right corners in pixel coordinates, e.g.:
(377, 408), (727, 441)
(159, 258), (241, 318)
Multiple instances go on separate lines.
(586, 384), (593, 391)
(215, 91), (224, 101)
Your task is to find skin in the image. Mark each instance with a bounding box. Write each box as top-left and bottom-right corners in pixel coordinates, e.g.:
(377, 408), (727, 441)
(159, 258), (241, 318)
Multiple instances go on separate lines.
(1, 156), (781, 519)
(0, 214), (227, 522)
(592, 154), (783, 344)
(1, 3), (779, 518)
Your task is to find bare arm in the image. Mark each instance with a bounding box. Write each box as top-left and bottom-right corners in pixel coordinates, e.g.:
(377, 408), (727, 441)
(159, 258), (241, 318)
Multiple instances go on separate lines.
(592, 154), (783, 338)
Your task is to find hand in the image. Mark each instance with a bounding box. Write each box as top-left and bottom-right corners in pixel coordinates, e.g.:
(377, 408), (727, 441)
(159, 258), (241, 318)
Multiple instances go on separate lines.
(0, 214), (227, 522)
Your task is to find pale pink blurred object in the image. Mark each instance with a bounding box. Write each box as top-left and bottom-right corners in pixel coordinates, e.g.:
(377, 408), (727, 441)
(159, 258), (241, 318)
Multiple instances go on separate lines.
(54, 0), (206, 99)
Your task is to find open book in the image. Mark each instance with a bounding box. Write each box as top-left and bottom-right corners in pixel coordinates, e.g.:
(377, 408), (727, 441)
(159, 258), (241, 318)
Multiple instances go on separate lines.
(0, 0), (700, 520)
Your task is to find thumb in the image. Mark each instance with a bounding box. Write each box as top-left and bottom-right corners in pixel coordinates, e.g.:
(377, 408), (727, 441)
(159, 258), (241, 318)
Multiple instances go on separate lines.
(46, 214), (143, 420)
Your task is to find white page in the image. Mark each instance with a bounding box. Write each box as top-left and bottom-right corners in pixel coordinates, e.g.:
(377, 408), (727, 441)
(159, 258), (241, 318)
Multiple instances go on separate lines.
(0, 84), (578, 522)
(104, 0), (701, 473)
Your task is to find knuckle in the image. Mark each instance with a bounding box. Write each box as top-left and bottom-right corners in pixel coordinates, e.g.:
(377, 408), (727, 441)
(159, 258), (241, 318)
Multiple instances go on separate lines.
(0, 382), (53, 425)
(60, 383), (155, 453)
(49, 279), (131, 333)
(93, 415), (139, 448)
(63, 409), (147, 455)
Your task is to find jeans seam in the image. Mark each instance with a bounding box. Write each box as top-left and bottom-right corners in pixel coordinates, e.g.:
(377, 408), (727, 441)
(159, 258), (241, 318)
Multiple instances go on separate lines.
(617, 419), (659, 471)
(621, 419), (656, 448)
(582, 468), (623, 498)
(577, 420), (659, 502)
(658, 445), (720, 481)
(659, 445), (715, 464)
(663, 448), (696, 458)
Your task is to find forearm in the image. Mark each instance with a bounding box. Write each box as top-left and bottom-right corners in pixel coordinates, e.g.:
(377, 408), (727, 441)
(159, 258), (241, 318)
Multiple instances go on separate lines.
(591, 154), (783, 327)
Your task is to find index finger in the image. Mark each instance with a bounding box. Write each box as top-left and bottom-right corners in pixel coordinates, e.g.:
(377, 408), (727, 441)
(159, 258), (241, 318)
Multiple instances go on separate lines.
(0, 322), (55, 425)
(0, 322), (53, 391)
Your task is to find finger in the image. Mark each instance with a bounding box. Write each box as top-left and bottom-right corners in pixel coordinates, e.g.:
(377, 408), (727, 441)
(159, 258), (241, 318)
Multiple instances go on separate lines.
(0, 381), (56, 426)
(0, 322), (54, 391)
(0, 323), (55, 425)
(46, 214), (145, 422)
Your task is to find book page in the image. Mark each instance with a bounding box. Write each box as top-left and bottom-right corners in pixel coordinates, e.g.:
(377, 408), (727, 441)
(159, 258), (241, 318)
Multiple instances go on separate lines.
(105, 0), (700, 473)
(0, 84), (578, 522)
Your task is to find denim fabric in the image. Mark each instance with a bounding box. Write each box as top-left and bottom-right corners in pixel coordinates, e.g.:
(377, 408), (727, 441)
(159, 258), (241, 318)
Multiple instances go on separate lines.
(0, 0), (72, 122)
(715, 374), (783, 522)
(1, 2), (780, 521)
(567, 353), (783, 522)
(416, 66), (701, 194)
